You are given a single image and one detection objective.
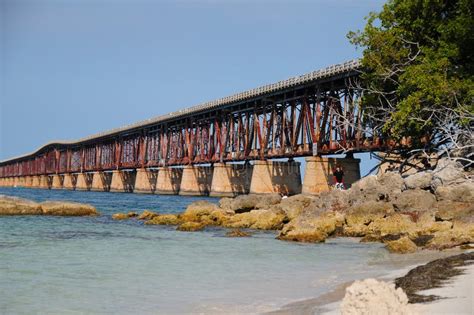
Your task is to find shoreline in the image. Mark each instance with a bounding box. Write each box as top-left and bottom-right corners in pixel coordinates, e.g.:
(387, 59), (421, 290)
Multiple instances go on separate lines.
(267, 249), (473, 315)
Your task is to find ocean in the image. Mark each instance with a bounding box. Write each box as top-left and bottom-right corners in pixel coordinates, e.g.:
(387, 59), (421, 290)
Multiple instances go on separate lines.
(0, 187), (445, 314)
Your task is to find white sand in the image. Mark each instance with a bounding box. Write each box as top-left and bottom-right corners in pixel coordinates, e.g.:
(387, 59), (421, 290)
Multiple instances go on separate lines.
(412, 264), (474, 315)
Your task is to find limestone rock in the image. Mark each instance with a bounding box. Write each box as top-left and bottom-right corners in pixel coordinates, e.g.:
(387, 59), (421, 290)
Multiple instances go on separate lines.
(348, 173), (403, 204)
(112, 213), (129, 220)
(431, 158), (466, 188)
(145, 214), (182, 225)
(176, 222), (205, 232)
(180, 201), (228, 225)
(346, 201), (394, 226)
(0, 195), (42, 215)
(225, 208), (287, 230)
(341, 279), (414, 315)
(127, 211), (138, 218)
(219, 194), (282, 213)
(426, 229), (472, 250)
(385, 236), (418, 254)
(41, 201), (98, 216)
(435, 201), (473, 221)
(404, 171), (433, 190)
(368, 214), (417, 237)
(435, 182), (474, 202)
(278, 211), (345, 243)
(278, 194), (315, 220)
(393, 189), (437, 212)
(137, 210), (159, 220)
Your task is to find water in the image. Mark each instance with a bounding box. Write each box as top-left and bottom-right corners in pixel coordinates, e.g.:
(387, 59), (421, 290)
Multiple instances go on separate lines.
(0, 187), (437, 314)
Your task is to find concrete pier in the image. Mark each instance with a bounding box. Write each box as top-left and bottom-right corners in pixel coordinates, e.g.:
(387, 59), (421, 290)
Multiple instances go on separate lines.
(249, 160), (302, 195)
(51, 174), (63, 189)
(302, 157), (361, 194)
(31, 176), (40, 188)
(210, 163), (252, 197)
(110, 170), (135, 193)
(179, 165), (213, 196)
(24, 176), (33, 187)
(91, 172), (111, 192)
(134, 168), (157, 194)
(156, 167), (183, 195)
(76, 173), (92, 191)
(63, 174), (76, 190)
(39, 175), (50, 189)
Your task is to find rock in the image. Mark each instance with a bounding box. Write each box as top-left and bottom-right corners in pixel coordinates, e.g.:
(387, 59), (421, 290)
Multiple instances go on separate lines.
(40, 201), (98, 216)
(112, 213), (129, 220)
(137, 210), (159, 220)
(348, 173), (403, 204)
(340, 279), (414, 315)
(435, 201), (473, 221)
(404, 171), (433, 190)
(368, 214), (417, 237)
(278, 194), (315, 220)
(219, 194), (282, 213)
(431, 158), (466, 188)
(385, 236), (418, 253)
(225, 208), (287, 230)
(426, 229), (472, 250)
(145, 214), (182, 225)
(278, 211), (345, 243)
(0, 195), (42, 215)
(180, 201), (222, 223)
(343, 201), (394, 237)
(435, 182), (474, 202)
(176, 222), (205, 232)
(127, 212), (138, 217)
(393, 189), (437, 212)
(225, 229), (251, 237)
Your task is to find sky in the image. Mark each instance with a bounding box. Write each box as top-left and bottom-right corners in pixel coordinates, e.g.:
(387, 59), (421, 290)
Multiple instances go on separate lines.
(0, 0), (385, 175)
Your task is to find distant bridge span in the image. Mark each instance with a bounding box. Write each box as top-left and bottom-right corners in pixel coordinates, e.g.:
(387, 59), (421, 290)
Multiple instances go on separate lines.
(0, 59), (391, 196)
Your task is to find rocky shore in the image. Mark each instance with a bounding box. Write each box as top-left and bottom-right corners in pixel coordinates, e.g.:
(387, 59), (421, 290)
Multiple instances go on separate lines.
(0, 195), (98, 216)
(128, 158), (473, 253)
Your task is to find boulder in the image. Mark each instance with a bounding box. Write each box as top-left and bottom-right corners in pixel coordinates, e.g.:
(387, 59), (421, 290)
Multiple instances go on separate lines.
(348, 173), (403, 204)
(426, 229), (472, 250)
(41, 201), (98, 216)
(0, 195), (42, 215)
(344, 201), (394, 237)
(435, 182), (474, 203)
(225, 208), (287, 230)
(176, 222), (205, 232)
(392, 189), (437, 212)
(404, 171), (433, 190)
(385, 236), (418, 254)
(145, 214), (182, 225)
(435, 201), (473, 221)
(180, 201), (228, 225)
(431, 158), (466, 188)
(278, 211), (345, 243)
(219, 194), (281, 213)
(112, 213), (129, 220)
(278, 194), (315, 220)
(367, 214), (417, 237)
(137, 210), (159, 220)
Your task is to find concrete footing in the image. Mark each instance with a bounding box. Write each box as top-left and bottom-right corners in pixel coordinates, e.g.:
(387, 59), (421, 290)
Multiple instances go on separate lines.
(91, 172), (111, 192)
(63, 174), (76, 190)
(210, 163), (252, 197)
(249, 160), (302, 195)
(134, 168), (156, 194)
(39, 175), (50, 189)
(76, 173), (93, 191)
(179, 165), (213, 196)
(302, 157), (361, 194)
(51, 174), (63, 189)
(156, 167), (183, 194)
(110, 170), (135, 193)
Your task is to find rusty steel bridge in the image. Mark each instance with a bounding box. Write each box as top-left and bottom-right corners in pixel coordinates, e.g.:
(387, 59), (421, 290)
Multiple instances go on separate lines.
(0, 59), (387, 179)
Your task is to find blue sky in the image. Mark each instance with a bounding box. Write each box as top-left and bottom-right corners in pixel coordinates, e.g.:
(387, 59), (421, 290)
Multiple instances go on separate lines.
(1, 0), (385, 175)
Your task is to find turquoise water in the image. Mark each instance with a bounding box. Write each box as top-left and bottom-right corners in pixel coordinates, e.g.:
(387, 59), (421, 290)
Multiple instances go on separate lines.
(0, 187), (421, 314)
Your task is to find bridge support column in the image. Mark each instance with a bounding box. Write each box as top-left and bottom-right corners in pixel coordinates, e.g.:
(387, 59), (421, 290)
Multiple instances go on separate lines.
(156, 167), (183, 195)
(179, 165), (213, 196)
(249, 160), (302, 195)
(31, 176), (40, 188)
(51, 174), (63, 189)
(110, 170), (135, 193)
(39, 175), (50, 189)
(302, 157), (361, 194)
(63, 174), (76, 190)
(134, 168), (156, 194)
(91, 172), (111, 192)
(210, 163), (252, 197)
(76, 173), (92, 191)
(24, 176), (32, 187)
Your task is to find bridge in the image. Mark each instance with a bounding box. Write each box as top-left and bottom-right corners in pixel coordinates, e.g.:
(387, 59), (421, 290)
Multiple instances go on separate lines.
(0, 59), (393, 196)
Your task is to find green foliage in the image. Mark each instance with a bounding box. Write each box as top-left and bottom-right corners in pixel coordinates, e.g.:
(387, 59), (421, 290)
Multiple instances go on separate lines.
(348, 0), (473, 143)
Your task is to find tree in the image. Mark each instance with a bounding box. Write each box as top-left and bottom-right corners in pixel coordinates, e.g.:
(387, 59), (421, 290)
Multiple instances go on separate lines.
(348, 0), (473, 167)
